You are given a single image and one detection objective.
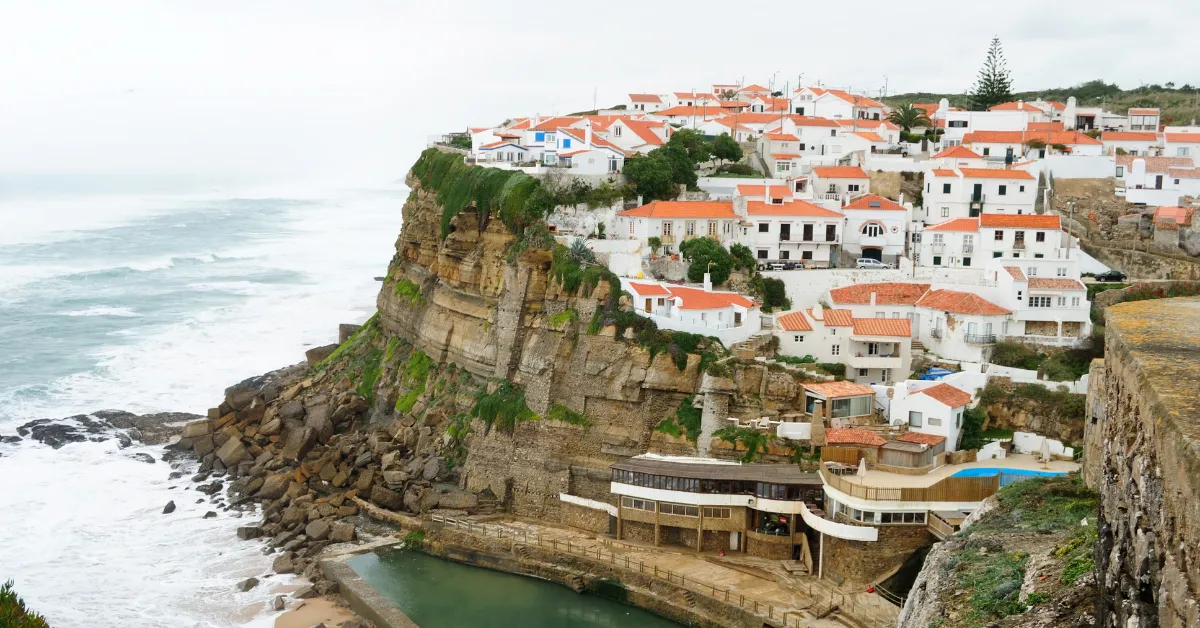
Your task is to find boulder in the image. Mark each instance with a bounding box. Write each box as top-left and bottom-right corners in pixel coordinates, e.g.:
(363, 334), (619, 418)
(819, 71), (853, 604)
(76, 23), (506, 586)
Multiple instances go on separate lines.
(305, 343), (340, 366)
(225, 377), (266, 411)
(281, 506), (308, 529)
(271, 595), (286, 611)
(305, 519), (331, 541)
(422, 457), (443, 481)
(162, 500), (176, 514)
(370, 485), (404, 511)
(329, 522), (356, 543)
(256, 474), (293, 500)
(337, 505), (358, 518)
(291, 585), (318, 599)
(280, 427), (316, 461)
(382, 470), (408, 489)
(235, 577), (259, 592)
(330, 470), (349, 488)
(216, 437), (248, 468)
(236, 525), (263, 540)
(196, 481), (224, 496)
(354, 469), (376, 493)
(203, 511), (217, 519)
(279, 400), (305, 421)
(259, 418), (282, 437)
(304, 404), (333, 444)
(338, 323), (361, 343)
(272, 552), (295, 574)
(181, 420), (212, 439)
(437, 490), (479, 510)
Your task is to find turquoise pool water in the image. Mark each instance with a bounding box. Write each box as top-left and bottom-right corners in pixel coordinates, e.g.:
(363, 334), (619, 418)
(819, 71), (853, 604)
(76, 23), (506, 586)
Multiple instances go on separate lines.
(346, 549), (683, 628)
(952, 468), (1066, 486)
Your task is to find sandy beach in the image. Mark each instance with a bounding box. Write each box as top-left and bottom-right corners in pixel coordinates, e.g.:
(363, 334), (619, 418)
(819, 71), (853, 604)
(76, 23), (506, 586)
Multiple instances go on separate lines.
(274, 597), (355, 628)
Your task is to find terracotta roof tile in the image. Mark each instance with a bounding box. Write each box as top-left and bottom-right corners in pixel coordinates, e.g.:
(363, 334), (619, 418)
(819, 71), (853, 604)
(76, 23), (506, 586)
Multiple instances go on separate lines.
(926, 218), (979, 232)
(1154, 206), (1195, 225)
(979, 214), (1060, 228)
(813, 308), (854, 326)
(771, 153), (802, 159)
(822, 89), (885, 109)
(812, 166), (868, 179)
(628, 93), (662, 103)
(766, 132), (800, 141)
(896, 432), (947, 446)
(666, 286), (755, 310)
(1129, 108), (1160, 115)
(784, 115), (840, 128)
(1168, 167), (1200, 179)
(914, 383), (973, 408)
(1115, 155), (1193, 173)
(1004, 266), (1026, 280)
(806, 380), (877, 399)
(828, 283), (930, 306)
(655, 105), (726, 117)
(1165, 133), (1200, 143)
(988, 101), (1042, 112)
(628, 282), (671, 296)
(843, 194), (905, 211)
(617, 201), (736, 219)
(956, 168), (1035, 180)
(931, 146), (983, 159)
(737, 184), (791, 198)
(930, 169), (959, 177)
(851, 318), (911, 337)
(746, 200), (843, 218)
(777, 311), (813, 331)
(1026, 122), (1065, 132)
(480, 140), (525, 150)
(916, 290), (1010, 316)
(1027, 278), (1085, 290)
(1102, 131), (1159, 142)
(824, 428), (887, 446)
(851, 131), (886, 142)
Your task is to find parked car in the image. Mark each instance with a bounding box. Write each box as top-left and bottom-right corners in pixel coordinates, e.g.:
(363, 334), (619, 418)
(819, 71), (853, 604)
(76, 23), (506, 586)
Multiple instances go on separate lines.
(855, 258), (893, 270)
(1093, 270), (1126, 283)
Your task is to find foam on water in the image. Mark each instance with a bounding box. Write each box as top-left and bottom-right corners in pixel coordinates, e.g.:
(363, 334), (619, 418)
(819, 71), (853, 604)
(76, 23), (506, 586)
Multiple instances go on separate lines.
(0, 185), (405, 627)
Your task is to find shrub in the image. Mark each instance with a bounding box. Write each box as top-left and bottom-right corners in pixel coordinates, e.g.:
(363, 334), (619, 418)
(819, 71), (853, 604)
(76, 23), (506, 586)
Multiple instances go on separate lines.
(715, 162), (755, 176)
(750, 275), (790, 312)
(394, 350), (433, 414)
(548, 308), (578, 329)
(654, 395), (704, 442)
(729, 243), (756, 271)
(678, 237), (733, 286)
(988, 341), (1044, 370)
(959, 406), (989, 450)
(713, 426), (770, 462)
(0, 581), (49, 628)
(774, 354), (816, 365)
(471, 381), (539, 433)
(816, 363), (846, 378)
(568, 238), (596, 264)
(403, 530), (425, 550)
(647, 236), (662, 255)
(546, 404), (591, 428)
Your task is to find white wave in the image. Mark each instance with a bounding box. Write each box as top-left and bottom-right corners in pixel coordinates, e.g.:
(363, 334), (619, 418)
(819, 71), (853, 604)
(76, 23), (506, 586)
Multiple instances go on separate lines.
(61, 306), (141, 317)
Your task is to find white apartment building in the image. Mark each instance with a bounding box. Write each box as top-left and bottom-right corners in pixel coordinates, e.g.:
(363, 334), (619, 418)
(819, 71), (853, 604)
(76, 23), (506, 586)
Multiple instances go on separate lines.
(775, 306), (912, 385)
(810, 166), (870, 204)
(994, 266), (1091, 344)
(736, 193), (844, 267)
(930, 146), (986, 170)
(1128, 108), (1161, 132)
(624, 277), (762, 346)
(614, 201), (739, 255)
(627, 94), (667, 113)
(922, 168), (1037, 222)
(887, 383), (973, 452)
(840, 194), (911, 263)
(791, 88), (887, 121)
(1163, 133), (1200, 165)
(917, 218), (982, 268)
(1101, 131), (1161, 157)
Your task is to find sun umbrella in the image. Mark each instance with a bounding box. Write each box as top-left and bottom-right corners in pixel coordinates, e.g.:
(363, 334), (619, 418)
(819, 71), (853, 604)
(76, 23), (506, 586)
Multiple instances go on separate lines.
(857, 457), (868, 478)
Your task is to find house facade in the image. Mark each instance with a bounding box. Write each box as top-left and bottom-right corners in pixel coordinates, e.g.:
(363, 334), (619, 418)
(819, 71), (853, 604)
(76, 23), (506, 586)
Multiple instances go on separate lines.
(623, 277), (761, 346)
(921, 168), (1037, 222)
(840, 194), (910, 263)
(887, 383), (973, 452)
(775, 307), (912, 385)
(614, 201), (739, 255)
(737, 197), (844, 267)
(810, 166), (870, 204)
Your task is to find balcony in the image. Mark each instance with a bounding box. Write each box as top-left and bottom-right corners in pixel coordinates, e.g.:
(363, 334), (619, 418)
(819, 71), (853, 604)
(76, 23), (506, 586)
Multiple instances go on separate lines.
(929, 328), (943, 339)
(964, 333), (997, 344)
(846, 353), (903, 369)
(1013, 240), (1026, 250)
(931, 244), (945, 254)
(962, 244), (974, 254)
(660, 234), (676, 244)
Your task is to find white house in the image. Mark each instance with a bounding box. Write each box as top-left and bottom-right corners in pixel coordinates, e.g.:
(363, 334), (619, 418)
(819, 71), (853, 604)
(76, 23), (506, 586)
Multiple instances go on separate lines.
(1163, 133), (1200, 166)
(696, 117), (754, 143)
(668, 91), (719, 107)
(929, 146), (986, 170)
(994, 265), (1091, 344)
(554, 127), (627, 174)
(835, 119), (901, 145)
(921, 168), (1037, 222)
(775, 306), (912, 385)
(628, 94), (666, 113)
(613, 201), (739, 255)
(976, 213), (1064, 260)
(987, 101), (1051, 123)
(960, 130), (1102, 160)
(840, 194), (910, 263)
(810, 166), (870, 204)
(647, 105), (726, 127)
(917, 218), (981, 268)
(1116, 155), (1198, 205)
(888, 382), (973, 452)
(917, 289), (1012, 363)
(939, 110), (1028, 145)
(737, 197), (845, 267)
(623, 276), (761, 346)
(1128, 108), (1160, 132)
(1100, 131), (1160, 157)
(758, 131), (805, 177)
(792, 88), (887, 121)
(603, 118), (670, 154)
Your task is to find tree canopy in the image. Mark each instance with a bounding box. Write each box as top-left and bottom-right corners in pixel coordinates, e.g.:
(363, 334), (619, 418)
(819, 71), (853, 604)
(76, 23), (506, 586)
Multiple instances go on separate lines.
(887, 103), (933, 132)
(711, 133), (743, 164)
(969, 37), (1014, 111)
(678, 237), (733, 286)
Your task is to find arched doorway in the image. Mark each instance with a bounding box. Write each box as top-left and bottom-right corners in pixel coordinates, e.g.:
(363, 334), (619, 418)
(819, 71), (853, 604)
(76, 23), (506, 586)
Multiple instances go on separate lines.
(861, 247), (883, 261)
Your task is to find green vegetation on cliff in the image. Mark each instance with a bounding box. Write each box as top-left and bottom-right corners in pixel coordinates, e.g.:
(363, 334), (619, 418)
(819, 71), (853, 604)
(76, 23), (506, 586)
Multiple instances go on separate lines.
(655, 395), (703, 442)
(712, 426), (769, 462)
(395, 349), (433, 414)
(471, 381), (539, 433)
(0, 581), (49, 628)
(546, 404), (591, 428)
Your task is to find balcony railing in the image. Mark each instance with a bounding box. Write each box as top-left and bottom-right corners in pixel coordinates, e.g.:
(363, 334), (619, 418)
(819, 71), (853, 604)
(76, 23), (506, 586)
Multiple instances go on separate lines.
(660, 235), (676, 244)
(931, 244), (945, 253)
(929, 328), (943, 339)
(964, 333), (997, 344)
(1013, 240), (1026, 250)
(962, 244), (974, 254)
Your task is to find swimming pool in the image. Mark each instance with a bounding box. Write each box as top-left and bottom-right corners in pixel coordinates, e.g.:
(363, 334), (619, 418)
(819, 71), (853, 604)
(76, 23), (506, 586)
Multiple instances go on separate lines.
(952, 468), (1066, 486)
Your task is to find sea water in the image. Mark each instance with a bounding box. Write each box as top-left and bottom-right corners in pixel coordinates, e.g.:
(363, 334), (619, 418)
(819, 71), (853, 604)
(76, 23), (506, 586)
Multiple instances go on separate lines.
(0, 183), (405, 627)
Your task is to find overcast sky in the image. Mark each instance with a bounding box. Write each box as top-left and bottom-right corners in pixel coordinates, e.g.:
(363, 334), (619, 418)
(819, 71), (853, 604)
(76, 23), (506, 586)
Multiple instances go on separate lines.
(2, 0), (1197, 189)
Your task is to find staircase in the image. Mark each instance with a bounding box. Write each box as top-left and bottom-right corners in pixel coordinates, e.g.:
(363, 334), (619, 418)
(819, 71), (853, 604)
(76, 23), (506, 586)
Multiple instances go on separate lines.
(911, 339), (927, 354)
(566, 575), (586, 593)
(681, 590), (697, 607)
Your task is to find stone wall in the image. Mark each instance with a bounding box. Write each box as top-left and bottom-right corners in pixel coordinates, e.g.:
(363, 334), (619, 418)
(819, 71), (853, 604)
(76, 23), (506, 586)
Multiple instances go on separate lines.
(745, 532), (791, 560)
(1089, 297), (1200, 627)
(1082, 242), (1200, 280)
(561, 501), (611, 535)
(823, 521), (933, 585)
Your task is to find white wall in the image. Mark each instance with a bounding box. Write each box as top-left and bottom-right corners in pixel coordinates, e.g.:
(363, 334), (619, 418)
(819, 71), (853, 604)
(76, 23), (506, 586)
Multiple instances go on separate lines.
(1011, 432), (1074, 458)
(1042, 155), (1116, 179)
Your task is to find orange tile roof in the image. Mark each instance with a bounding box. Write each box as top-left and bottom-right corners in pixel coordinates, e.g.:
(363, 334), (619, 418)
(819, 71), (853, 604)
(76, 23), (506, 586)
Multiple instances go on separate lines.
(813, 308), (854, 326)
(1129, 108), (1160, 115)
(824, 428), (887, 446)
(555, 126), (625, 153)
(954, 168), (1035, 180)
(807, 379), (877, 398)
(1102, 131), (1159, 142)
(618, 119), (667, 146)
(1028, 278), (1085, 290)
(916, 290), (1010, 316)
(988, 101), (1042, 112)
(931, 146), (983, 159)
(930, 169), (959, 177)
(1168, 167), (1200, 179)
(628, 282), (672, 296)
(771, 153), (802, 159)
(716, 113), (783, 125)
(823, 89), (885, 109)
(979, 214), (1060, 228)
(480, 140), (524, 150)
(737, 184), (791, 198)
(531, 116), (583, 131)
(617, 201), (736, 219)
(851, 131), (886, 142)
(812, 166), (868, 179)
(913, 103), (940, 116)
(1026, 121), (1064, 132)
(1165, 133), (1200, 143)
(926, 218), (979, 232)
(746, 200), (844, 217)
(739, 84), (770, 93)
(785, 115), (840, 128)
(914, 383), (973, 408)
(655, 105), (726, 117)
(666, 286), (755, 310)
(719, 100), (750, 108)
(843, 194), (905, 211)
(1047, 101), (1066, 111)
(896, 431), (947, 446)
(829, 283), (930, 306)
(851, 318), (911, 337)
(629, 93), (662, 103)
(964, 130), (1100, 146)
(766, 132), (800, 141)
(777, 310), (813, 332)
(1115, 155), (1193, 173)
(1003, 266), (1026, 280)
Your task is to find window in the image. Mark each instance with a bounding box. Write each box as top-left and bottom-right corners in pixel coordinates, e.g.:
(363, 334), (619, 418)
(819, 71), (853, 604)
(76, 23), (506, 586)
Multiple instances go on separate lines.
(1072, 297), (1081, 307)
(662, 222), (672, 236)
(757, 249), (768, 259)
(535, 132), (546, 141)
(1057, 267), (1067, 277)
(998, 185), (1007, 196)
(830, 129), (837, 137)
(1030, 296), (1052, 308)
(942, 183), (952, 194)
(993, 251), (1002, 258)
(908, 411), (922, 427)
(758, 222), (770, 233)
(659, 502), (699, 517)
(1019, 185), (1025, 192)
(708, 221), (718, 237)
(1036, 231), (1046, 242)
(1028, 267), (1037, 276)
(1115, 166), (1125, 177)
(933, 255), (942, 266)
(793, 335), (804, 342)
(994, 230), (1004, 241)
(685, 221), (696, 236)
(830, 395), (872, 418)
(928, 416), (942, 426)
(562, 138), (572, 148)
(779, 250), (790, 260)
(948, 120), (968, 128)
(1178, 147), (1191, 157)
(1057, 297), (1067, 307)
(848, 184), (861, 192)
(941, 207), (949, 217)
(963, 257), (971, 266)
(932, 234), (944, 245)
(622, 497), (654, 512)
(702, 507), (731, 519)
(1035, 253), (1044, 258)
(826, 225), (837, 241)
(864, 223), (884, 237)
(613, 126), (622, 137)
(982, 147), (991, 156)
(858, 368), (868, 377)
(831, 344), (840, 356)
(1017, 290), (1023, 302)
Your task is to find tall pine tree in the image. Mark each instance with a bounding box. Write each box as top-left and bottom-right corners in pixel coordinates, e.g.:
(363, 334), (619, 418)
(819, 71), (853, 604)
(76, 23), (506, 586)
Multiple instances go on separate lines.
(969, 37), (1014, 111)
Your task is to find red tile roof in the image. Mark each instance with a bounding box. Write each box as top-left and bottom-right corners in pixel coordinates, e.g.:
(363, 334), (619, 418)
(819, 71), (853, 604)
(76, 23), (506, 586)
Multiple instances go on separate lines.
(956, 168), (1035, 180)
(979, 213), (1060, 228)
(1102, 131), (1159, 142)
(617, 201), (737, 219)
(851, 131), (886, 142)
(628, 282), (671, 296)
(766, 132), (800, 141)
(812, 166), (868, 179)
(930, 169), (959, 177)
(851, 318), (911, 337)
(1129, 108), (1160, 115)
(746, 201), (843, 218)
(1026, 121), (1065, 132)
(823, 89), (885, 109)
(784, 115), (840, 128)
(926, 218), (979, 232)
(1155, 206), (1196, 226)
(843, 194), (905, 211)
(629, 93), (662, 103)
(824, 428), (887, 446)
(914, 383), (973, 408)
(814, 308), (854, 326)
(771, 153), (802, 159)
(964, 130), (1100, 146)
(737, 184), (791, 198)
(777, 310), (813, 331)
(1115, 155), (1193, 173)
(666, 286), (755, 310)
(655, 105), (726, 117)
(530, 116), (583, 131)
(931, 146), (983, 159)
(556, 127), (625, 153)
(988, 101), (1042, 112)
(1003, 266), (1026, 280)
(1168, 167), (1200, 179)
(1028, 278), (1086, 290)
(673, 91), (717, 101)
(829, 283), (930, 306)
(807, 380), (877, 399)
(896, 432), (947, 446)
(916, 290), (1010, 316)
(1165, 133), (1200, 143)
(618, 119), (668, 146)
(835, 119), (898, 130)
(738, 84), (770, 93)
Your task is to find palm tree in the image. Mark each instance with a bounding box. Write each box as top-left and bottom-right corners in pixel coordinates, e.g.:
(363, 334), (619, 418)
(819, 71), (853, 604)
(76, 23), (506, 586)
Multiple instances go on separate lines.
(887, 103), (933, 132)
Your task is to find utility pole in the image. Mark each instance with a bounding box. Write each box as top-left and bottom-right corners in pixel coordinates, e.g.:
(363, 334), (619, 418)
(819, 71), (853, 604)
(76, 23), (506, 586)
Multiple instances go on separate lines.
(882, 75), (889, 99)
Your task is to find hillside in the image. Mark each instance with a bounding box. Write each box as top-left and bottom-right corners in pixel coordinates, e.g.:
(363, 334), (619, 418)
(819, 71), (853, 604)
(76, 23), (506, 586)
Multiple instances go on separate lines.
(884, 79), (1200, 125)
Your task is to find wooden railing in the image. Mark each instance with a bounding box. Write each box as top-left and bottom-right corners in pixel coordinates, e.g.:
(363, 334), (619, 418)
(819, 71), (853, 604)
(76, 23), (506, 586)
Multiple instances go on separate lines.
(820, 466), (999, 504)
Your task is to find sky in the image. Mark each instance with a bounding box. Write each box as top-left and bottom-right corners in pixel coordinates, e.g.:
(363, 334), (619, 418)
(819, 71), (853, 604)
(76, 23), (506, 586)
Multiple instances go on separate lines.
(1, 0), (1197, 189)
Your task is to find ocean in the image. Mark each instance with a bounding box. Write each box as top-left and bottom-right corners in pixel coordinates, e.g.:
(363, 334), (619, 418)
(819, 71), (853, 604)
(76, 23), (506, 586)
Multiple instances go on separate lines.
(0, 183), (405, 627)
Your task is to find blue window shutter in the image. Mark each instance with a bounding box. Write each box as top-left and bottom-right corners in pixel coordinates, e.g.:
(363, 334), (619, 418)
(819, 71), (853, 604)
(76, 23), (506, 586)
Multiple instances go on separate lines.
(563, 139), (571, 148)
(535, 132), (545, 141)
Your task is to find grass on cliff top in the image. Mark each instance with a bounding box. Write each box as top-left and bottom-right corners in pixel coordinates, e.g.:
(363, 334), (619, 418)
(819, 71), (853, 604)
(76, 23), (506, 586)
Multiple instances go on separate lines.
(315, 312), (379, 371)
(393, 278), (425, 306)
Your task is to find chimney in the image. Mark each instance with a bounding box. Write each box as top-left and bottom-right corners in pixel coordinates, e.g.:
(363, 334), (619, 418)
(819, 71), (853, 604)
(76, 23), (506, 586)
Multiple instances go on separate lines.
(584, 121), (593, 148)
(812, 303), (824, 320)
(733, 195), (748, 218)
(870, 291), (877, 306)
(533, 113), (541, 127)
(703, 272), (712, 292)
(1018, 100), (1024, 109)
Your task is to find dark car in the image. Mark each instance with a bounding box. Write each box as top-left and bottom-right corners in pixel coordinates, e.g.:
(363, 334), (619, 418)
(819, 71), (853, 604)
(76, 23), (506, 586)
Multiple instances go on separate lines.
(1094, 270), (1127, 283)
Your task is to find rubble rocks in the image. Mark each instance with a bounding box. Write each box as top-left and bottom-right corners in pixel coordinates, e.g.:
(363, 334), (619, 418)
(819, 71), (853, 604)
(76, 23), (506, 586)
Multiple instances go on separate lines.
(370, 485), (404, 511)
(271, 595), (286, 611)
(272, 552), (296, 574)
(329, 522), (356, 543)
(256, 474), (292, 500)
(304, 519), (331, 541)
(236, 526), (263, 540)
(235, 577), (259, 592)
(162, 501), (176, 514)
(305, 343), (340, 366)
